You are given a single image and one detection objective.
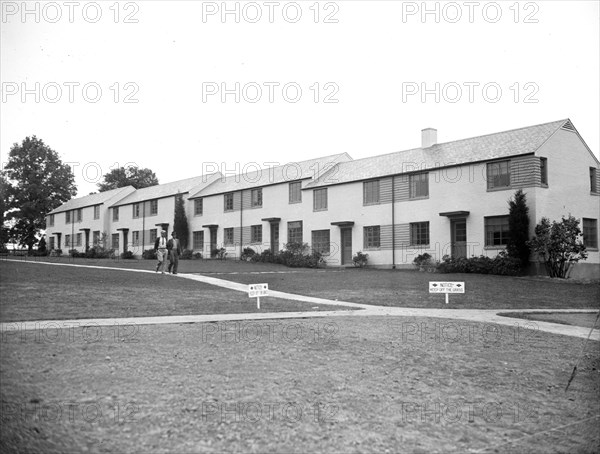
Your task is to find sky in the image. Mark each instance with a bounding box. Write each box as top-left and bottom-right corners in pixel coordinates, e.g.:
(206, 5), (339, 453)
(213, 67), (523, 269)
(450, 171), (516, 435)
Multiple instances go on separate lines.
(1, 0), (599, 197)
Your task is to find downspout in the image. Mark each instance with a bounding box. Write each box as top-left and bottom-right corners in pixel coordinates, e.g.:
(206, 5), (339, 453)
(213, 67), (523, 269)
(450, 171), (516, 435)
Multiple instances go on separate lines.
(392, 176), (396, 269)
(71, 209), (75, 253)
(239, 190), (243, 259)
(142, 202), (146, 253)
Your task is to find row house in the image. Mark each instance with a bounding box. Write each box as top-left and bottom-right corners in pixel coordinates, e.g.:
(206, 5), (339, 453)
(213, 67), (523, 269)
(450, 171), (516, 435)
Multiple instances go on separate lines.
(45, 119), (599, 277)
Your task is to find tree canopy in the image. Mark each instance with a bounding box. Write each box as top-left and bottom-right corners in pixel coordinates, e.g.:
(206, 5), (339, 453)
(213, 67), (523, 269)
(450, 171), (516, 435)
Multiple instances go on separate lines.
(98, 166), (158, 192)
(2, 136), (77, 251)
(507, 189), (531, 268)
(173, 193), (189, 249)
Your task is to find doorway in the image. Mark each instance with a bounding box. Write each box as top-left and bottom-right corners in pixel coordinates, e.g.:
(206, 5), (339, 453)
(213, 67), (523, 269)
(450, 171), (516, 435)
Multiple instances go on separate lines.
(341, 228), (353, 265)
(451, 219), (467, 258)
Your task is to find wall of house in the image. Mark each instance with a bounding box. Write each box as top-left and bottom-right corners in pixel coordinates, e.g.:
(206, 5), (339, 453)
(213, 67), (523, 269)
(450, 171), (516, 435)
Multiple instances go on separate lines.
(534, 129), (600, 278)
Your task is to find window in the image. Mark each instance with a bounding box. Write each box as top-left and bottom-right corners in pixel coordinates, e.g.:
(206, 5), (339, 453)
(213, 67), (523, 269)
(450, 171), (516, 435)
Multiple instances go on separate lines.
(313, 188), (328, 211)
(364, 226), (380, 249)
(540, 158), (548, 186)
(65, 211), (71, 224)
(150, 200), (158, 216)
(65, 234), (71, 247)
(132, 231), (140, 246)
(224, 228), (234, 245)
(76, 233), (82, 247)
(289, 182), (302, 203)
(410, 222), (430, 246)
(583, 218), (598, 249)
(149, 229), (157, 243)
(194, 199), (203, 216)
(93, 205), (100, 220)
(487, 161), (510, 189)
(93, 231), (100, 245)
(224, 193), (234, 211)
(251, 189), (263, 207)
(288, 221), (303, 244)
(312, 230), (330, 254)
(48, 214), (54, 227)
(251, 225), (262, 243)
(485, 216), (510, 247)
(113, 207), (119, 222)
(193, 231), (204, 250)
(49, 237), (55, 250)
(409, 172), (429, 199)
(363, 180), (380, 205)
(591, 168), (598, 193)
(76, 209), (82, 222)
(132, 203), (140, 218)
(112, 233), (120, 250)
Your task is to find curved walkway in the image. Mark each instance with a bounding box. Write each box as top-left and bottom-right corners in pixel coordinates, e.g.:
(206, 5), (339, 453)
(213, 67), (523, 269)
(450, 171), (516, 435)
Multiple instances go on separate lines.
(1, 260), (598, 340)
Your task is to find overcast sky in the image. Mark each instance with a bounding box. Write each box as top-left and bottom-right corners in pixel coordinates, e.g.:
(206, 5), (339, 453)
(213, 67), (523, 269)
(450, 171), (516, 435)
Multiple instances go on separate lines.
(2, 0), (599, 197)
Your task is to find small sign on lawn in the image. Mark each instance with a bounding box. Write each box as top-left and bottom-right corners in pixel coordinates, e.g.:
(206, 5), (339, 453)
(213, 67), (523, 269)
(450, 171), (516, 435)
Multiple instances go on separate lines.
(248, 283), (268, 309)
(429, 281), (465, 304)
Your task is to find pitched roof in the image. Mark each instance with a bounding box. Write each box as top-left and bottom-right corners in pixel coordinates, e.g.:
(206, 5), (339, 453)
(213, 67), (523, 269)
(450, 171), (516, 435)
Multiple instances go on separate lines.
(48, 186), (135, 215)
(305, 119), (569, 189)
(189, 153), (353, 198)
(110, 174), (219, 207)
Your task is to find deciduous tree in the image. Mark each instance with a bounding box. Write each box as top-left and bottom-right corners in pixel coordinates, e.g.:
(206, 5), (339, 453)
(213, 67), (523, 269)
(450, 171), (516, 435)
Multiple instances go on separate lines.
(98, 166), (158, 192)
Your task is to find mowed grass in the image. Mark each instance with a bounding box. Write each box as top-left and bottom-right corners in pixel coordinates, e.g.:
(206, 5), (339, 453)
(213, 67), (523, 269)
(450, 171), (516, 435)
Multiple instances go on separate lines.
(6, 256), (599, 310)
(1, 316), (599, 453)
(0, 261), (349, 323)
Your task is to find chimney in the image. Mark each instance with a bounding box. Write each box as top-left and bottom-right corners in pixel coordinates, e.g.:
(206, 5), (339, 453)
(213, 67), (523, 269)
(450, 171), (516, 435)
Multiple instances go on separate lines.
(421, 128), (437, 148)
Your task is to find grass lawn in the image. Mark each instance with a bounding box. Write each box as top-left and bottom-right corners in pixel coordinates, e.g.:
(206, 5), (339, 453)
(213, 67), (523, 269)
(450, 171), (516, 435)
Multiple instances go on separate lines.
(6, 256), (599, 310)
(499, 312), (600, 329)
(1, 316), (599, 453)
(0, 261), (350, 323)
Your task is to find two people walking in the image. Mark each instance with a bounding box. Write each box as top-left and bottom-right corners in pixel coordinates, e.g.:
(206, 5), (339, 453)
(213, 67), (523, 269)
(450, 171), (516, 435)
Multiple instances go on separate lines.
(154, 230), (183, 274)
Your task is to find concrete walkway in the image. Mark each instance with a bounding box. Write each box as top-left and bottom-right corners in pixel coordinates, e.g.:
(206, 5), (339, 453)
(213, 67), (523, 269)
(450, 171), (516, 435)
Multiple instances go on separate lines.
(2, 259), (598, 340)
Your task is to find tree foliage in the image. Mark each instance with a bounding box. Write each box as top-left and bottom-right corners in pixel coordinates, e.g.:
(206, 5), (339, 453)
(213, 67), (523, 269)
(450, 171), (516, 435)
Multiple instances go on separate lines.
(173, 193), (189, 249)
(98, 166), (158, 192)
(506, 189), (531, 268)
(2, 136), (77, 251)
(528, 215), (588, 278)
(0, 174), (11, 245)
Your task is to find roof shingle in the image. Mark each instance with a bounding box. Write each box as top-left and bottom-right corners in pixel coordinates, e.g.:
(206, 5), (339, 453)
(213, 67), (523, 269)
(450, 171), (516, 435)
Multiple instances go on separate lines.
(48, 186), (135, 215)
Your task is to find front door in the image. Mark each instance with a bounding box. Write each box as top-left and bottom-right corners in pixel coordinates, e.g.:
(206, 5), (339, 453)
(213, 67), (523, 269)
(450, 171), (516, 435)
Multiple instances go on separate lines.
(210, 228), (217, 257)
(84, 230), (90, 252)
(341, 228), (353, 265)
(451, 219), (467, 258)
(270, 223), (280, 253)
(122, 231), (129, 253)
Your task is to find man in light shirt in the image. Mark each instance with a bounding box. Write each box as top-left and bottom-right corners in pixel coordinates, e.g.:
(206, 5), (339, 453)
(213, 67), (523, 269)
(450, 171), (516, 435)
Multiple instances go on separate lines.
(154, 230), (168, 274)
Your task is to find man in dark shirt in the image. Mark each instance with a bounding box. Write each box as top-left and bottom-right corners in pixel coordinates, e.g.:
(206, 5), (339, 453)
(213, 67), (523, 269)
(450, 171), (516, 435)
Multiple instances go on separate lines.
(167, 231), (183, 274)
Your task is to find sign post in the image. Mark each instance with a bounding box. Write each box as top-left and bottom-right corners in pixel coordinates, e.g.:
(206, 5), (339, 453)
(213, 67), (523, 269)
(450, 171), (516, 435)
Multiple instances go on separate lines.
(248, 283), (269, 309)
(429, 281), (465, 304)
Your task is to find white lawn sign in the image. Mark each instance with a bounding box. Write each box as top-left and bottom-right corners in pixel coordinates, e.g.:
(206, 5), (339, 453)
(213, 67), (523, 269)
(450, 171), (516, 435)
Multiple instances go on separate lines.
(429, 281), (465, 304)
(248, 283), (269, 309)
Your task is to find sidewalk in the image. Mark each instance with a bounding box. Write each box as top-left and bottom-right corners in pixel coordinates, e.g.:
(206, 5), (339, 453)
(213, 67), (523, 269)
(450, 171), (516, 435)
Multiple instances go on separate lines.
(2, 259), (598, 340)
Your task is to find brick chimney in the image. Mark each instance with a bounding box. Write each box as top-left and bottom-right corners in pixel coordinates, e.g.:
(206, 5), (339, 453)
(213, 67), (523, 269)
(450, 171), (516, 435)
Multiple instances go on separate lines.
(421, 128), (437, 148)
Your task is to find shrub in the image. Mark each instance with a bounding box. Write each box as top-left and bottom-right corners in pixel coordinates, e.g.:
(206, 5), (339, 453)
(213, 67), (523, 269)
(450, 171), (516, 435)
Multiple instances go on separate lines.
(193, 252), (203, 259)
(251, 249), (275, 263)
(212, 248), (227, 260)
(353, 251), (369, 268)
(68, 249), (84, 258)
(50, 248), (62, 257)
(142, 249), (157, 260)
(241, 247), (256, 261)
(437, 252), (521, 276)
(120, 250), (135, 260)
(180, 249), (193, 260)
(86, 245), (113, 259)
(412, 253), (438, 271)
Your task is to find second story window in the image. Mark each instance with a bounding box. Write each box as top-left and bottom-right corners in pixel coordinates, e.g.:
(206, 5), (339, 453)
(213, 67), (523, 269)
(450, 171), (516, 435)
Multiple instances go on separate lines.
(487, 161), (511, 190)
(65, 211), (71, 224)
(289, 182), (302, 203)
(132, 203), (140, 218)
(540, 158), (548, 186)
(76, 209), (82, 222)
(363, 180), (380, 205)
(591, 167), (598, 193)
(251, 188), (263, 207)
(409, 172), (429, 199)
(194, 198), (203, 216)
(313, 188), (328, 211)
(48, 214), (54, 227)
(224, 193), (234, 211)
(113, 207), (119, 222)
(93, 205), (100, 220)
(150, 200), (158, 215)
